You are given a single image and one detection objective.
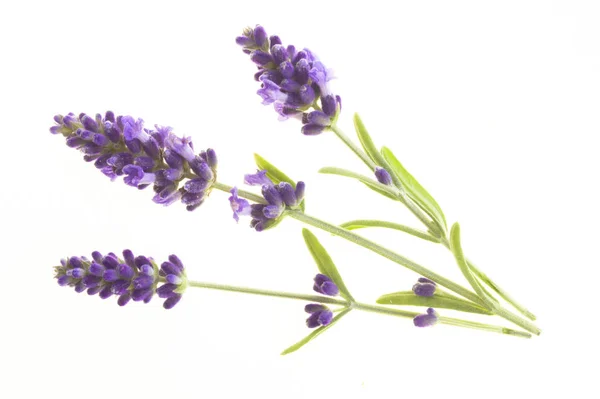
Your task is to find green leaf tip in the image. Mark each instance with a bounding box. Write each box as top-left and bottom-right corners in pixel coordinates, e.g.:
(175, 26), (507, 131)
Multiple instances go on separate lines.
(380, 146), (448, 233)
(281, 308), (351, 355)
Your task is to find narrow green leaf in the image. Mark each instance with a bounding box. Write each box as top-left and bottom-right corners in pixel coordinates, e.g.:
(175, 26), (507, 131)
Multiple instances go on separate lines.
(254, 153), (304, 211)
(281, 308), (351, 355)
(318, 166), (400, 201)
(302, 228), (354, 302)
(376, 290), (492, 315)
(339, 219), (440, 243)
(449, 223), (494, 307)
(353, 113), (381, 165)
(380, 147), (447, 232)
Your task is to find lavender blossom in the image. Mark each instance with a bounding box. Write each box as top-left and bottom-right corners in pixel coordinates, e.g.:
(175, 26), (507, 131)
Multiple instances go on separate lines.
(232, 170), (306, 231)
(237, 25), (341, 135)
(412, 277), (437, 297)
(50, 112), (217, 211)
(54, 250), (188, 309)
(413, 307), (439, 328)
(305, 303), (334, 328)
(313, 274), (339, 296)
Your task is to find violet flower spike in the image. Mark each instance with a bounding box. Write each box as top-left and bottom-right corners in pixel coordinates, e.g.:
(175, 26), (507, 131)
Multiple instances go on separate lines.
(54, 250), (188, 309)
(237, 25), (341, 135)
(49, 112), (218, 212)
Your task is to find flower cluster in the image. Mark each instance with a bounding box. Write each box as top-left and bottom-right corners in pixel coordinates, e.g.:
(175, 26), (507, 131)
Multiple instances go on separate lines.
(304, 274), (339, 328)
(413, 307), (439, 328)
(50, 112), (218, 211)
(412, 277), (437, 297)
(229, 170), (305, 231)
(54, 250), (188, 309)
(237, 25), (341, 135)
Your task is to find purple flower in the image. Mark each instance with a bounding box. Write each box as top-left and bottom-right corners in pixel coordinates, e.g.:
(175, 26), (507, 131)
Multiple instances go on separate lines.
(54, 250), (188, 309)
(413, 308), (439, 328)
(375, 167), (393, 186)
(313, 274), (339, 296)
(305, 304), (334, 328)
(237, 25), (341, 135)
(50, 112), (218, 212)
(234, 169), (306, 231)
(229, 187), (251, 222)
(412, 277), (437, 297)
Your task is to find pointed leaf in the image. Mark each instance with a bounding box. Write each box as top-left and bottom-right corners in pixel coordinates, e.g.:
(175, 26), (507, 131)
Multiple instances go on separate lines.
(376, 290), (492, 315)
(281, 308), (351, 355)
(449, 223), (495, 307)
(254, 153), (304, 211)
(353, 113), (381, 165)
(380, 147), (447, 232)
(339, 219), (440, 243)
(302, 228), (354, 302)
(319, 166), (400, 200)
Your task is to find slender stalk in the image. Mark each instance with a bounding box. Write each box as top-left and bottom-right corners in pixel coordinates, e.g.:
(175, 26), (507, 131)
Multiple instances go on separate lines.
(286, 210), (485, 307)
(188, 280), (347, 306)
(339, 219), (440, 243)
(212, 181), (265, 203)
(330, 124), (378, 170)
(187, 280), (530, 338)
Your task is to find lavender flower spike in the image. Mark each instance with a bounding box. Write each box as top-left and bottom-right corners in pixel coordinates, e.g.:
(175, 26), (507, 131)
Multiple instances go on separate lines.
(413, 308), (439, 328)
(237, 25), (341, 135)
(54, 250), (188, 309)
(50, 112), (218, 212)
(305, 303), (334, 328)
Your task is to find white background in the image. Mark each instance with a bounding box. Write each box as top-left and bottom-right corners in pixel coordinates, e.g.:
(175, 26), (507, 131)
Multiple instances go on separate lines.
(1, 0), (598, 397)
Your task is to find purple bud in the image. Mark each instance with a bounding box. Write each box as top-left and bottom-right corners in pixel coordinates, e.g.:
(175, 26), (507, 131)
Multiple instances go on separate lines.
(269, 35), (282, 46)
(88, 262), (105, 277)
(412, 282), (437, 297)
(301, 123), (326, 135)
(251, 50), (273, 66)
(280, 61), (295, 79)
(157, 284), (177, 298)
(103, 269), (119, 282)
(295, 181), (305, 203)
(262, 185), (283, 206)
(375, 167), (393, 185)
(163, 294), (182, 309)
(253, 26), (267, 47)
(263, 204), (284, 219)
(313, 274), (339, 296)
(278, 182), (297, 206)
(118, 293), (131, 306)
(81, 114), (99, 132)
(271, 44), (288, 65)
(117, 264), (134, 280)
(184, 178), (209, 193)
(205, 148), (217, 169)
(413, 308), (439, 328)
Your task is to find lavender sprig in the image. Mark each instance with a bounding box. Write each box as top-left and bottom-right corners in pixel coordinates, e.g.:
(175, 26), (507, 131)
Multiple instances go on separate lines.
(237, 25), (341, 135)
(50, 112), (217, 211)
(54, 250), (188, 309)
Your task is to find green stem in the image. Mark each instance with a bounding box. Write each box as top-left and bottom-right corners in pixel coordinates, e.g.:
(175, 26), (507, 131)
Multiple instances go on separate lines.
(187, 280), (530, 338)
(330, 124), (378, 170)
(330, 121), (536, 322)
(188, 280), (347, 306)
(286, 210), (485, 307)
(339, 219), (440, 243)
(212, 181), (265, 203)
